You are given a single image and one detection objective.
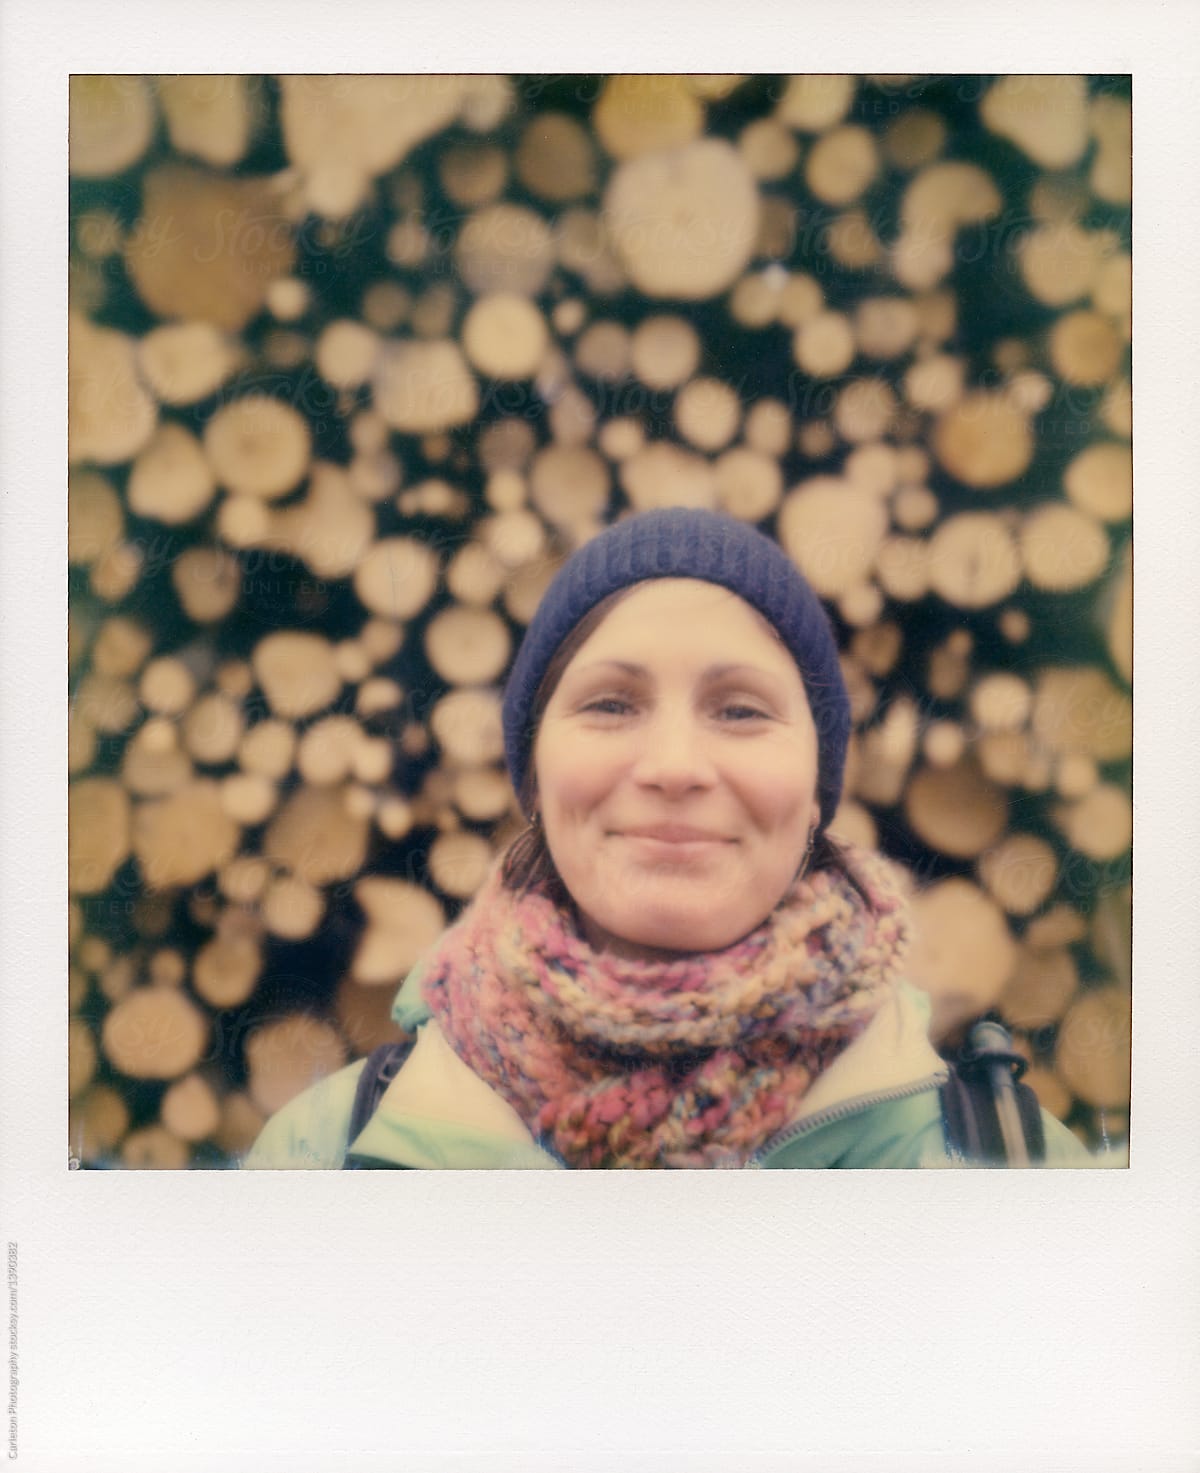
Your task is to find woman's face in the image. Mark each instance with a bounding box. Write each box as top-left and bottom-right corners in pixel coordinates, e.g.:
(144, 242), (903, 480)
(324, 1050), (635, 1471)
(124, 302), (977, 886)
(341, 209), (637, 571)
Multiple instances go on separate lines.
(533, 578), (822, 959)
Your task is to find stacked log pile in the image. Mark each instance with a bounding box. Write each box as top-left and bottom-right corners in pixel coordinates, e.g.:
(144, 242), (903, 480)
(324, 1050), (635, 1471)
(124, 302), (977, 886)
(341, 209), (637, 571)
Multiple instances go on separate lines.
(67, 73), (1131, 1166)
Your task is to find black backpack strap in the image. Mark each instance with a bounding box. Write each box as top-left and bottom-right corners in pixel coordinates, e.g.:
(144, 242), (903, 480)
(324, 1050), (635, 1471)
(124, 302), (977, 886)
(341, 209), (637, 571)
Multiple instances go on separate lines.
(940, 1020), (1046, 1167)
(343, 1038), (416, 1170)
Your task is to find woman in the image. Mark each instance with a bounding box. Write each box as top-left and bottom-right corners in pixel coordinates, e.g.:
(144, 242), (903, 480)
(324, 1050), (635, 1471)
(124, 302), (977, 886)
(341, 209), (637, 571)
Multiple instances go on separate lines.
(244, 508), (1088, 1169)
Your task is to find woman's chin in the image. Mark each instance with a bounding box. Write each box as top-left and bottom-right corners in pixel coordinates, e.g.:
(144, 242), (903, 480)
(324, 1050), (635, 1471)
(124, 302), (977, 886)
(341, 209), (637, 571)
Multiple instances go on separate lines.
(584, 901), (757, 960)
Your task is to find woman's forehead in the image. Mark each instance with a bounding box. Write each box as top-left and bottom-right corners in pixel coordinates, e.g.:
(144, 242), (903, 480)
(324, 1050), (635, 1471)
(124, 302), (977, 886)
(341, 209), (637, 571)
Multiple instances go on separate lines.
(566, 578), (790, 663)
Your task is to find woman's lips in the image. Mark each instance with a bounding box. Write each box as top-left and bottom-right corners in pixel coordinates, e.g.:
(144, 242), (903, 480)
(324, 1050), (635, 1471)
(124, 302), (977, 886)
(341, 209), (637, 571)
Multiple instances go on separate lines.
(616, 825), (732, 852)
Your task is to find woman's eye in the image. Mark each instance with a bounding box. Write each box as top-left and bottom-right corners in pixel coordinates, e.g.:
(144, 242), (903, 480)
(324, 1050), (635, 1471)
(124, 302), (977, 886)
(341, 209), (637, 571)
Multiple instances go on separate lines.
(581, 695), (634, 716)
(719, 703), (769, 722)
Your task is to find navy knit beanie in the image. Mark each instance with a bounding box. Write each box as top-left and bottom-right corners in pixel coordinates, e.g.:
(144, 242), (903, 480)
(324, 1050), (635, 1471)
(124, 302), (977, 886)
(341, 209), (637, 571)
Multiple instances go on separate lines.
(501, 508), (850, 831)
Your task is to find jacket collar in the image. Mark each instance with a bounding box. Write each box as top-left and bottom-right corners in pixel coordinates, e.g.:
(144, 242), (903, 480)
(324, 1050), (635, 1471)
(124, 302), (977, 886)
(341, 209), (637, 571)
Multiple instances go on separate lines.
(367, 966), (945, 1169)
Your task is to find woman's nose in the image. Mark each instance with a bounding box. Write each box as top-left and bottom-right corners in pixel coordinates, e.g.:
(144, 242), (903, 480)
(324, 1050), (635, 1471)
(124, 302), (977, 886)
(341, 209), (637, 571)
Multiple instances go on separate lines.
(630, 710), (717, 793)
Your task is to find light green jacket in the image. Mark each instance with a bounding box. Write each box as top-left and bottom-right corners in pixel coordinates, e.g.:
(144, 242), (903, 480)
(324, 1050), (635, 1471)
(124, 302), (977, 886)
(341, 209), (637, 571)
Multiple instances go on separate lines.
(242, 968), (1091, 1170)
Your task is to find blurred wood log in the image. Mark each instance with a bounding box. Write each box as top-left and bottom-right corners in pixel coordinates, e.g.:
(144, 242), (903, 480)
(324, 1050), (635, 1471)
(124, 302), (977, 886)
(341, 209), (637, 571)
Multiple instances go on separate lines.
(252, 632), (342, 720)
(922, 720), (966, 768)
(262, 873), (326, 940)
(69, 76), (156, 178)
(183, 693), (244, 766)
(279, 75), (467, 219)
(462, 293), (549, 380)
(121, 1125), (190, 1169)
(351, 877), (446, 986)
(834, 381), (898, 443)
(995, 942), (1077, 1025)
(264, 785), (370, 884)
(424, 605), (512, 685)
(137, 321), (241, 406)
(853, 697), (917, 806)
(1064, 443), (1132, 523)
(981, 75), (1088, 168)
(805, 125), (878, 205)
(629, 314), (701, 389)
(137, 656), (196, 717)
(515, 112), (596, 200)
(333, 977), (410, 1056)
(315, 320), (381, 389)
(675, 378), (740, 451)
(218, 856), (271, 906)
(882, 108), (947, 170)
(193, 931), (262, 1008)
(932, 392), (1033, 487)
(68, 471), (124, 566)
(204, 394), (311, 501)
(453, 766), (515, 823)
(826, 209), (884, 270)
(481, 509), (547, 570)
(1021, 504), (1110, 591)
(245, 1013), (347, 1116)
(69, 778), (131, 894)
(548, 384), (597, 446)
(505, 558), (563, 626)
(574, 321), (632, 381)
(774, 75), (855, 132)
(1055, 987), (1131, 1108)
(428, 830), (494, 898)
(593, 75), (703, 160)
(238, 719), (296, 781)
(904, 757), (1008, 858)
(158, 75), (252, 166)
(102, 986), (209, 1079)
(1023, 1065), (1072, 1121)
(604, 140), (758, 299)
(133, 780), (240, 888)
(713, 447), (783, 522)
(429, 689), (504, 767)
(1049, 310), (1123, 387)
(374, 340), (479, 433)
(125, 165), (296, 329)
(620, 442), (716, 512)
(977, 833), (1059, 915)
(1032, 667), (1132, 761)
(69, 313), (158, 465)
(74, 672), (139, 735)
(908, 878), (1017, 1039)
(70, 1085), (130, 1163)
(778, 477), (888, 597)
(928, 513), (1022, 608)
(1018, 222), (1105, 306)
(296, 716), (363, 786)
(792, 310), (855, 377)
(121, 721), (193, 797)
(456, 202), (555, 295)
(730, 270), (784, 328)
(1052, 785), (1132, 861)
(214, 1091), (266, 1157)
(171, 547), (241, 624)
(969, 672), (1033, 732)
(160, 1072), (221, 1141)
(530, 446), (610, 530)
(1089, 95), (1131, 206)
(69, 1019), (98, 1098)
(739, 117), (799, 181)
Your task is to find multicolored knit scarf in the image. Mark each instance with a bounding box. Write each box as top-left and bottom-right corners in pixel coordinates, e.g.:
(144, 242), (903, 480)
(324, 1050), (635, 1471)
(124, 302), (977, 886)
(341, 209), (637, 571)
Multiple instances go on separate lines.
(422, 842), (912, 1169)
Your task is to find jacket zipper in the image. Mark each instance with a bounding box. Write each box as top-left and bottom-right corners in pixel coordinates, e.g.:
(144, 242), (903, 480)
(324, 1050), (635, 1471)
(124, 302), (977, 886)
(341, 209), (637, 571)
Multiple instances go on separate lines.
(743, 1069), (950, 1168)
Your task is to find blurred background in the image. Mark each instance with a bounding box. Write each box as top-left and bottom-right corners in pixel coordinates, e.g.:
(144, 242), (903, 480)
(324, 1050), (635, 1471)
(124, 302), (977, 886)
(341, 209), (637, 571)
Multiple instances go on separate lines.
(67, 73), (1131, 1167)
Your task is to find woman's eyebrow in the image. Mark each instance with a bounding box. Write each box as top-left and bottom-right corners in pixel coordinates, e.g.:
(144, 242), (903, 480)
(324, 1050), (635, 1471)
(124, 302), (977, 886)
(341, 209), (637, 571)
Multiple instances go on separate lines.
(567, 659), (785, 682)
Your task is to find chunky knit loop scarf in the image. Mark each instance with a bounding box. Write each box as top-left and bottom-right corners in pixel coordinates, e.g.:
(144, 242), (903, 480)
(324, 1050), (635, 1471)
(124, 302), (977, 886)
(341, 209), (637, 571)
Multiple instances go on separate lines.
(421, 842), (911, 1169)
